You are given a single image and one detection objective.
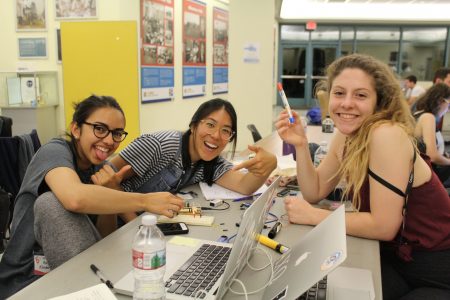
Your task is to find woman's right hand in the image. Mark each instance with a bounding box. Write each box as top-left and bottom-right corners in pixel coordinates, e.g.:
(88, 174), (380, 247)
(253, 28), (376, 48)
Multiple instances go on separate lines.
(275, 110), (308, 148)
(144, 192), (184, 218)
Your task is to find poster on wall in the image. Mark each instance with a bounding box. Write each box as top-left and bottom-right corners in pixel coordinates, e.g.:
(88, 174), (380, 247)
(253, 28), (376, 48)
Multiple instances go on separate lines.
(140, 0), (175, 103)
(55, 0), (97, 19)
(182, 0), (206, 98)
(212, 7), (228, 94)
(16, 0), (47, 31)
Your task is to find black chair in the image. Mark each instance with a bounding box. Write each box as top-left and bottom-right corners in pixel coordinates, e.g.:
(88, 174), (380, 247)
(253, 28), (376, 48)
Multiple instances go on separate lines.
(247, 124), (262, 143)
(0, 130), (41, 251)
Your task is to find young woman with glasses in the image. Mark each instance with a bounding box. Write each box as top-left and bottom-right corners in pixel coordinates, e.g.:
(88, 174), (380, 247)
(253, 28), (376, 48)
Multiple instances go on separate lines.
(103, 98), (277, 221)
(0, 95), (183, 298)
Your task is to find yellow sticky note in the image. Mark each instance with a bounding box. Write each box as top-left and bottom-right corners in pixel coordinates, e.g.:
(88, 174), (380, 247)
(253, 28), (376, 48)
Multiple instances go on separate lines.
(168, 236), (200, 247)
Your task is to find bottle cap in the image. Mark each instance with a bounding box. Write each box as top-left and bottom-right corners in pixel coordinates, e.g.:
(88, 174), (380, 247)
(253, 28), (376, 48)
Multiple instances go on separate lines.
(142, 214), (157, 226)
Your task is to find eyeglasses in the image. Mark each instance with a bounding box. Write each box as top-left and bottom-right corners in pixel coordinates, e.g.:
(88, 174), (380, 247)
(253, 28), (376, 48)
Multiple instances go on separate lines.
(83, 122), (128, 142)
(200, 119), (235, 141)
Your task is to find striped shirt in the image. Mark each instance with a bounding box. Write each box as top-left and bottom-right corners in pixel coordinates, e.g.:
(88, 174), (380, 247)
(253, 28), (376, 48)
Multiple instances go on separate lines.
(120, 130), (233, 192)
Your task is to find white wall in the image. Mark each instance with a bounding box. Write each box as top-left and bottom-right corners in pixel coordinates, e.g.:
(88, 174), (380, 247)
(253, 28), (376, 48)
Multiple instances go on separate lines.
(229, 0), (277, 150)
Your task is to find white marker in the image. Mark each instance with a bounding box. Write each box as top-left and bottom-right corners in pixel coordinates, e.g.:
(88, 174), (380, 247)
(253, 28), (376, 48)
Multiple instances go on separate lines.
(277, 83), (295, 124)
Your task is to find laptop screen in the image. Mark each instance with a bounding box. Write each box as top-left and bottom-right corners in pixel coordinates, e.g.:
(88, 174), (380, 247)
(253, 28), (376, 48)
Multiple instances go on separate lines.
(215, 176), (280, 299)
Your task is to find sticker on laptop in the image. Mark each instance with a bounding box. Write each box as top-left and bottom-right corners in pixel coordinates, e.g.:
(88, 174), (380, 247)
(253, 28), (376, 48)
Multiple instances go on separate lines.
(321, 250), (343, 271)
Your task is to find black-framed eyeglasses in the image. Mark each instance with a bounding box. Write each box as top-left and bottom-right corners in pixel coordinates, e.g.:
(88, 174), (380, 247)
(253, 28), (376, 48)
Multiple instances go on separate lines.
(83, 122), (128, 142)
(200, 119), (235, 141)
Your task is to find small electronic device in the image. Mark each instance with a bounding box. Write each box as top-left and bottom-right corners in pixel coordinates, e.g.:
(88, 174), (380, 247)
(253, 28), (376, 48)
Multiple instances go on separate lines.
(156, 222), (189, 235)
(277, 188), (291, 197)
(210, 199), (224, 207)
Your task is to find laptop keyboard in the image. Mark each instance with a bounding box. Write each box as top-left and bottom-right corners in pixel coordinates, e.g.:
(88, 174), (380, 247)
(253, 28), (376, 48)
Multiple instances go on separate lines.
(296, 276), (328, 300)
(165, 244), (231, 298)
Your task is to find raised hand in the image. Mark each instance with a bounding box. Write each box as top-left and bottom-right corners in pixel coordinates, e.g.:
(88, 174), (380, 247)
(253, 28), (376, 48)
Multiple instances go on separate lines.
(275, 110), (308, 148)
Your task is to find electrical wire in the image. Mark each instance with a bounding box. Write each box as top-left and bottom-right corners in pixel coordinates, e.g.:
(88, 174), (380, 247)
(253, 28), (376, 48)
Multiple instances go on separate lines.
(200, 200), (231, 211)
(228, 246), (275, 296)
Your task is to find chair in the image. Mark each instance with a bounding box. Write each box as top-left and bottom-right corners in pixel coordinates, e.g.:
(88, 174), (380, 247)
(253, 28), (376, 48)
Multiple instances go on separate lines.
(247, 124), (262, 143)
(0, 129), (41, 250)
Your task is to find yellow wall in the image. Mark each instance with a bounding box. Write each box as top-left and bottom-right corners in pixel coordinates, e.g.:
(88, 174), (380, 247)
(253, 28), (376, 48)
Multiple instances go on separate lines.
(61, 21), (139, 150)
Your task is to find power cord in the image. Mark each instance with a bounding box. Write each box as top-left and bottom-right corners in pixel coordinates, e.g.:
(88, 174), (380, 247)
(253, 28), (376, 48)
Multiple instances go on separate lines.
(228, 247), (274, 297)
(200, 201), (231, 211)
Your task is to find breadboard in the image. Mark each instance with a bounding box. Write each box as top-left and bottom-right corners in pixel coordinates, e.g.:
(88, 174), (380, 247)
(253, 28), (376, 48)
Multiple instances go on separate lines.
(158, 214), (214, 226)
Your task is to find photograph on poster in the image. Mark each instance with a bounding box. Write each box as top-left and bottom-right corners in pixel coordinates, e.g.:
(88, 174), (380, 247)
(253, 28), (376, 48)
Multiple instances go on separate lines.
(18, 37), (47, 59)
(16, 0), (47, 31)
(143, 1), (165, 45)
(55, 0), (97, 19)
(184, 12), (204, 39)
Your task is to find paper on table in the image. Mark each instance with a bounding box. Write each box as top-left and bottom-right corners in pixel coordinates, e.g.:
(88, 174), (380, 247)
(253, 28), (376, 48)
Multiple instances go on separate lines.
(277, 154), (296, 170)
(48, 283), (117, 300)
(199, 182), (268, 200)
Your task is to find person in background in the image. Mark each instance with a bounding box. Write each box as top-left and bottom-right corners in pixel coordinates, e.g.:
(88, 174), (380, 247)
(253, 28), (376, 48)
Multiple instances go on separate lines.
(404, 75), (425, 109)
(413, 83), (450, 186)
(100, 98), (277, 222)
(433, 68), (450, 132)
(0, 95), (183, 298)
(276, 54), (450, 300)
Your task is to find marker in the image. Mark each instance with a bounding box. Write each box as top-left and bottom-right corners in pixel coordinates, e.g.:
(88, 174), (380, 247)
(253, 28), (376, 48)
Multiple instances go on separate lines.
(257, 234), (290, 254)
(232, 193), (261, 202)
(268, 221), (282, 239)
(277, 82), (295, 124)
(90, 264), (114, 289)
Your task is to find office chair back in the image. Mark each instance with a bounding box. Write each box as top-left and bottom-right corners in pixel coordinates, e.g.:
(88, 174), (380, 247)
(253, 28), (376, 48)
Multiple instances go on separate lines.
(247, 124), (262, 143)
(0, 129), (41, 249)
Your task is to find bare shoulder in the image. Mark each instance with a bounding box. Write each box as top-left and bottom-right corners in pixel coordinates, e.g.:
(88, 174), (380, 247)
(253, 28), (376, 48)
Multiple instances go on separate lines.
(370, 123), (413, 163)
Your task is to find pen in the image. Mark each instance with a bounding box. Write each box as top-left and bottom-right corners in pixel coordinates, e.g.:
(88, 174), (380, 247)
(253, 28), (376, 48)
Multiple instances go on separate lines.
(90, 264), (114, 289)
(268, 221), (282, 239)
(257, 234), (290, 254)
(232, 193), (262, 202)
(277, 82), (295, 124)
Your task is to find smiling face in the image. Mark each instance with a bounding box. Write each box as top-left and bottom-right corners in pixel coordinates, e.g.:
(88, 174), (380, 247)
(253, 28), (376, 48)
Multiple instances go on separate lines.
(71, 107), (125, 170)
(329, 68), (377, 136)
(189, 108), (232, 163)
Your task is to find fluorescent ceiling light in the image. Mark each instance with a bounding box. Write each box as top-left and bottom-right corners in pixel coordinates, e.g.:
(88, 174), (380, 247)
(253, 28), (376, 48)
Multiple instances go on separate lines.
(280, 0), (450, 21)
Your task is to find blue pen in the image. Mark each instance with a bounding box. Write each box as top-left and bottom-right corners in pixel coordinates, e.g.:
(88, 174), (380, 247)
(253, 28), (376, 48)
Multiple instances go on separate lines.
(233, 193), (262, 202)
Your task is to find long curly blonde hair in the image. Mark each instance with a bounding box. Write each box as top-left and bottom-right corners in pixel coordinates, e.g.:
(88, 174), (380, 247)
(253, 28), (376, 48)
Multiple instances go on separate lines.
(326, 54), (416, 210)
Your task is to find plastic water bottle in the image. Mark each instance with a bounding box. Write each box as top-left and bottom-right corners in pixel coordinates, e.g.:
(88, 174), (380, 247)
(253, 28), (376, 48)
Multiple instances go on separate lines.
(322, 115), (334, 133)
(314, 141), (328, 167)
(132, 215), (166, 300)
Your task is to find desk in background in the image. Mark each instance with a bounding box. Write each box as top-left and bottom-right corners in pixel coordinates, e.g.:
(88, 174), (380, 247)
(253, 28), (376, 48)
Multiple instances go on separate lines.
(10, 184), (381, 300)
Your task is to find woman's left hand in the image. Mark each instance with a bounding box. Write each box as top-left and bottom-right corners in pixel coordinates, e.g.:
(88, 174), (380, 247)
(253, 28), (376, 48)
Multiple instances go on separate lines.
(284, 195), (318, 225)
(233, 145), (277, 178)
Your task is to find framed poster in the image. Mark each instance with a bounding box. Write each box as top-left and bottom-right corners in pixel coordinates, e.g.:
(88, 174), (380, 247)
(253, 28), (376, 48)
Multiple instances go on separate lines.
(55, 0), (97, 19)
(16, 0), (47, 31)
(140, 0), (175, 103)
(182, 0), (207, 98)
(212, 7), (228, 94)
(18, 37), (47, 59)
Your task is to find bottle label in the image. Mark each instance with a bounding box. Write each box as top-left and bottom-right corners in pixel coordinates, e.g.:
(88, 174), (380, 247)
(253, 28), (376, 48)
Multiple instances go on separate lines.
(133, 249), (166, 270)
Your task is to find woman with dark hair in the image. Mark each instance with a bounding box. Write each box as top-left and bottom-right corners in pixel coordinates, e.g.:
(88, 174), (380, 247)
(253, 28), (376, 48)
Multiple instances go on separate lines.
(107, 98), (277, 209)
(0, 95), (183, 298)
(414, 83), (450, 184)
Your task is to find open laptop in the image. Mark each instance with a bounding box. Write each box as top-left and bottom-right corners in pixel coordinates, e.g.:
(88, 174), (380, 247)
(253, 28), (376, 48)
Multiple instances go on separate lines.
(114, 176), (281, 299)
(262, 204), (374, 300)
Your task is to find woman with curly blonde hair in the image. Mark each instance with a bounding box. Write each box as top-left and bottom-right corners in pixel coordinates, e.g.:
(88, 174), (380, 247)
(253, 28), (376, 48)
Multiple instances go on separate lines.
(276, 54), (450, 300)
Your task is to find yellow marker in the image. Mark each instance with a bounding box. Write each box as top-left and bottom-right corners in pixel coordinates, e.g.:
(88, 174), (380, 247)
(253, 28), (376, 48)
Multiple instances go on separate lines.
(257, 234), (290, 254)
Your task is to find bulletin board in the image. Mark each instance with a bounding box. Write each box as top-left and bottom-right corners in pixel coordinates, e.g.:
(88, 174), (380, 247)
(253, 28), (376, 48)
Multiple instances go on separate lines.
(61, 21), (139, 150)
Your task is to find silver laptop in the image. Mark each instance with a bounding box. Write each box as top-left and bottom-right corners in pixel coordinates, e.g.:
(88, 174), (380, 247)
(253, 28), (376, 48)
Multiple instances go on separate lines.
(262, 204), (374, 300)
(114, 176), (281, 299)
